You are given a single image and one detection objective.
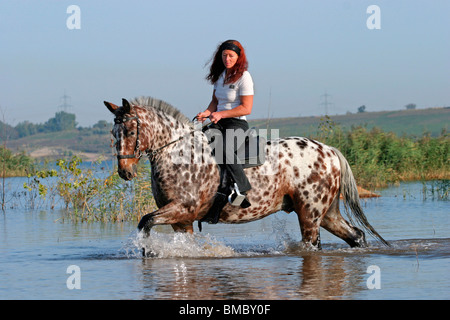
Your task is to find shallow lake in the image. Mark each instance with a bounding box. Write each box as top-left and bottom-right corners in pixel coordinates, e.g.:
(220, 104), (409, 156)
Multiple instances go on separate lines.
(0, 180), (448, 300)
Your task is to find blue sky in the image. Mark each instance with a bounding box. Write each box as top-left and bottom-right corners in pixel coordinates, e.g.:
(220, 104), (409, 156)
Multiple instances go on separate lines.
(1, 0), (449, 127)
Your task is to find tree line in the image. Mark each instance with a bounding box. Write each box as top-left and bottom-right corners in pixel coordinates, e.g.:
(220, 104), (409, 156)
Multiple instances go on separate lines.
(1, 112), (109, 139)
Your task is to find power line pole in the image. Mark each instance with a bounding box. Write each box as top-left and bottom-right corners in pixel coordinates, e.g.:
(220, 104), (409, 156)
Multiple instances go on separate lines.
(266, 87), (272, 131)
(320, 90), (333, 115)
(58, 91), (73, 112)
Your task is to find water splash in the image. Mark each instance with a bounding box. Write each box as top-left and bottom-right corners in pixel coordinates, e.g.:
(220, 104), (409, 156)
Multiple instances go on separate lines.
(124, 230), (237, 258)
(121, 216), (314, 259)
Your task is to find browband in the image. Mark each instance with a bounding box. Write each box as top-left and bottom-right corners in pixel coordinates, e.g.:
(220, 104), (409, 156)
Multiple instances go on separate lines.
(220, 42), (241, 56)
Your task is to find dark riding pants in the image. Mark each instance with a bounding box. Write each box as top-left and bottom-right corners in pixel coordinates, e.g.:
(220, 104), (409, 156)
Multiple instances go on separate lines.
(215, 118), (252, 193)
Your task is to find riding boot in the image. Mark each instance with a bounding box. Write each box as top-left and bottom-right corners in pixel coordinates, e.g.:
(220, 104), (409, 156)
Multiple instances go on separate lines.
(240, 193), (251, 209)
(200, 192), (228, 225)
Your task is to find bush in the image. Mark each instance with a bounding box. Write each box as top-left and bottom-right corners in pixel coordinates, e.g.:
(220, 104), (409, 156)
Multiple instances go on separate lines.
(24, 156), (157, 222)
(0, 146), (35, 177)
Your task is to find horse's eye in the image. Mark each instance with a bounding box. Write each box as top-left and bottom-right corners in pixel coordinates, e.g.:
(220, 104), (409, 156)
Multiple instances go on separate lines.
(129, 131), (135, 136)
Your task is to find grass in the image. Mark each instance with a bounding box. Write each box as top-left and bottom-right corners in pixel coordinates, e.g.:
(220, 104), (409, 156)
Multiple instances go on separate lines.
(251, 107), (450, 138)
(311, 118), (450, 189)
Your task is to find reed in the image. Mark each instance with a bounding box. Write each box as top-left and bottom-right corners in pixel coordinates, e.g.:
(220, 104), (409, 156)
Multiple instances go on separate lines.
(0, 146), (35, 177)
(24, 156), (157, 222)
(315, 117), (450, 189)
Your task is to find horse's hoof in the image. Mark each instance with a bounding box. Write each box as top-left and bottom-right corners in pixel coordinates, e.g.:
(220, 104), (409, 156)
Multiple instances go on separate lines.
(138, 214), (154, 232)
(142, 247), (156, 258)
(352, 237), (368, 248)
(349, 228), (368, 248)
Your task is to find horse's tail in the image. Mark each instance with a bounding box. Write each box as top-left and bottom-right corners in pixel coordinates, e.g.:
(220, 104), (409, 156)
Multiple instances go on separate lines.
(332, 147), (390, 247)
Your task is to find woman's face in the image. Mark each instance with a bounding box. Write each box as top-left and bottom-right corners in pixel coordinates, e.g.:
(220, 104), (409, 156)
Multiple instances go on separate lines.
(222, 49), (239, 69)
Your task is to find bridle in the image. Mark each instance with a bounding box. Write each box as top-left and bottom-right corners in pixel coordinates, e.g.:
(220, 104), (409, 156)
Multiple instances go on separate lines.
(114, 113), (212, 161)
(114, 113), (143, 160)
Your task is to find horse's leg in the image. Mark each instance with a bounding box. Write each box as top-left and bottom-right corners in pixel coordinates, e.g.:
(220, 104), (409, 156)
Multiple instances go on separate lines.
(297, 210), (322, 250)
(320, 196), (367, 248)
(293, 196), (324, 250)
(138, 201), (195, 235)
(171, 222), (194, 233)
(137, 202), (196, 257)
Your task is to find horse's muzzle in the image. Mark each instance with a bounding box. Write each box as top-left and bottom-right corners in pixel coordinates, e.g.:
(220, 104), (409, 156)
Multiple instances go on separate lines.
(118, 164), (137, 181)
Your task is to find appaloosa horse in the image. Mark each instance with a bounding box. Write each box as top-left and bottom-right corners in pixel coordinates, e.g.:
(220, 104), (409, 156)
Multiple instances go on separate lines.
(104, 96), (388, 253)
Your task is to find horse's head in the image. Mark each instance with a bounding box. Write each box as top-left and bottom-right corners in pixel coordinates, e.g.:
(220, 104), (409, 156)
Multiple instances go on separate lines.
(104, 98), (144, 181)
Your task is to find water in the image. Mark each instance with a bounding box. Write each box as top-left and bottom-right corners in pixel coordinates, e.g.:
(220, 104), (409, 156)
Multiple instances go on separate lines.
(0, 181), (448, 300)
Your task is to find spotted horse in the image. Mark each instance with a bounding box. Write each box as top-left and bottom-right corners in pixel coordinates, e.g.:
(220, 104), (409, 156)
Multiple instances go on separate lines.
(104, 97), (389, 255)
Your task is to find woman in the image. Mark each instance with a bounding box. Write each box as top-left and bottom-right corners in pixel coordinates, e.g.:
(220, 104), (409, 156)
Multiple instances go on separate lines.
(198, 39), (254, 224)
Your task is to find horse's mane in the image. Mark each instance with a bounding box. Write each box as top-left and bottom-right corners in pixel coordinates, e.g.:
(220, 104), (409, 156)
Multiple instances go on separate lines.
(130, 96), (191, 125)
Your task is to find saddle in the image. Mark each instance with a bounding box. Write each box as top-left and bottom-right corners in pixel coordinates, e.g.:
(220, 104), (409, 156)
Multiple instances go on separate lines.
(203, 123), (266, 167)
(236, 127), (267, 169)
(203, 123), (266, 197)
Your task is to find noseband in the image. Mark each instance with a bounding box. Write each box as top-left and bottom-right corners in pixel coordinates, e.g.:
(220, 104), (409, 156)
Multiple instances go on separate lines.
(114, 114), (143, 160)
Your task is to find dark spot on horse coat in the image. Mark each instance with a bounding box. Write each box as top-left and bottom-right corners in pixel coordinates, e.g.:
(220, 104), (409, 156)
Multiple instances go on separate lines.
(293, 166), (300, 178)
(307, 171), (320, 184)
(307, 138), (322, 149)
(296, 140), (307, 149)
(312, 208), (320, 218)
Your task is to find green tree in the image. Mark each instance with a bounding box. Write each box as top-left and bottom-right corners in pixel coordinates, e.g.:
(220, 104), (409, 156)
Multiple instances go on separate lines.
(16, 121), (38, 137)
(44, 111), (77, 132)
(92, 120), (110, 134)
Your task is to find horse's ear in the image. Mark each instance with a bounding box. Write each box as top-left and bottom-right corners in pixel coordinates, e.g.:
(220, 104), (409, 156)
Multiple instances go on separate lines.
(104, 101), (119, 114)
(122, 99), (131, 113)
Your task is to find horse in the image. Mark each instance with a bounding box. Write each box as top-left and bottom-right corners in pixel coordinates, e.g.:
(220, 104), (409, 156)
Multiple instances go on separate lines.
(104, 96), (389, 255)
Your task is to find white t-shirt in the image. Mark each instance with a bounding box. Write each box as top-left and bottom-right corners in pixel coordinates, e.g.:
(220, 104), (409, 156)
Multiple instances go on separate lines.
(214, 70), (254, 120)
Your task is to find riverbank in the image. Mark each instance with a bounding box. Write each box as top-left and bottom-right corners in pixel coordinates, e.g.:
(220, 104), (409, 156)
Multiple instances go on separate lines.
(356, 186), (380, 198)
(29, 147), (104, 162)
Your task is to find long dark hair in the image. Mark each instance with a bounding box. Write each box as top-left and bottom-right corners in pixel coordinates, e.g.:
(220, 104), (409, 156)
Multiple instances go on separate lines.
(206, 40), (248, 85)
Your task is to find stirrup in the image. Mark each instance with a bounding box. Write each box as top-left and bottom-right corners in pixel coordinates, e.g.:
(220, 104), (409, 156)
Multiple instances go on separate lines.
(228, 183), (246, 206)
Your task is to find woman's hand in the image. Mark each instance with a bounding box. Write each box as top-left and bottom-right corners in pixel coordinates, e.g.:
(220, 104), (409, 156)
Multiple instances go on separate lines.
(196, 110), (211, 122)
(209, 111), (224, 124)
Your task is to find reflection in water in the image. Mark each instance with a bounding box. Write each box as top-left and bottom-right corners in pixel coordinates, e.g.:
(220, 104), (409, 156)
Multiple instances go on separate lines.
(136, 252), (368, 300)
(298, 254), (366, 299)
